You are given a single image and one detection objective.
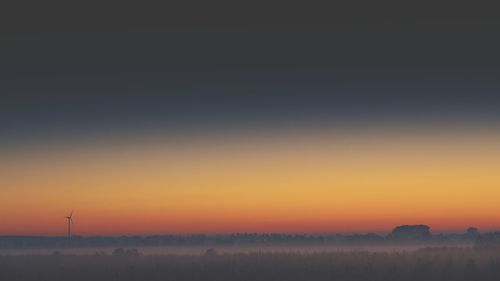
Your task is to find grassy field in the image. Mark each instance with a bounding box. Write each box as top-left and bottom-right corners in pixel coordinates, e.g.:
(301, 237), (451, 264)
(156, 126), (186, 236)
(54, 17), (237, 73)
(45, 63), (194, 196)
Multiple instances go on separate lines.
(1, 247), (500, 281)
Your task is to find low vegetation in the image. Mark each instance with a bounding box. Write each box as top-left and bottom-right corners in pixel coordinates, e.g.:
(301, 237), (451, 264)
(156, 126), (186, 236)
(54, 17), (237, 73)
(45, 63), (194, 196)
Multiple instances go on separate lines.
(1, 247), (500, 280)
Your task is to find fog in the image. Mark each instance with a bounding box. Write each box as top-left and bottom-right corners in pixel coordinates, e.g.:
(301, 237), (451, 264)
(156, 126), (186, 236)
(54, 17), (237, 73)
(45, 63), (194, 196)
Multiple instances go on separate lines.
(0, 242), (473, 256)
(2, 245), (500, 281)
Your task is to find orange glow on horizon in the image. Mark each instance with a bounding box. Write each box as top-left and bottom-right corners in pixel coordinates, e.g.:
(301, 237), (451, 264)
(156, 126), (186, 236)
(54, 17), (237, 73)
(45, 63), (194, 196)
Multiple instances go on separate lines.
(1, 127), (500, 235)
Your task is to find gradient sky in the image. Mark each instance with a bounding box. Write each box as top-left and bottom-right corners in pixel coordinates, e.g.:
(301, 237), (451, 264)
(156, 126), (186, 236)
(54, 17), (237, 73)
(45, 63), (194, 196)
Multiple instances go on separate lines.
(2, 16), (500, 235)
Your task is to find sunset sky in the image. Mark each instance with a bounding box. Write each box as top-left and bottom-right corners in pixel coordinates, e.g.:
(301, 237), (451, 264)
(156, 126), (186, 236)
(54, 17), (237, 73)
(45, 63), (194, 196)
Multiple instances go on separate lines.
(2, 17), (500, 235)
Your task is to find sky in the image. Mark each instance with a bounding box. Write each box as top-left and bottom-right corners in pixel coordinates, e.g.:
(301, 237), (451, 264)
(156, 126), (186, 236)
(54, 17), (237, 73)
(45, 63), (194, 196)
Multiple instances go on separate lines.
(1, 16), (500, 235)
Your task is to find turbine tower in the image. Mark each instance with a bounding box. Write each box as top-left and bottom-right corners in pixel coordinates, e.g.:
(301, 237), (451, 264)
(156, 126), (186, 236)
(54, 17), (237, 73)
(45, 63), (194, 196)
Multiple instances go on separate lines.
(65, 211), (73, 239)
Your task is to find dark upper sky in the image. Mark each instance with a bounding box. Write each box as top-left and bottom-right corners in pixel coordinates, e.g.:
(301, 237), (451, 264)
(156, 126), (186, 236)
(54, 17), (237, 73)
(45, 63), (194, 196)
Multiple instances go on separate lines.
(2, 14), (500, 144)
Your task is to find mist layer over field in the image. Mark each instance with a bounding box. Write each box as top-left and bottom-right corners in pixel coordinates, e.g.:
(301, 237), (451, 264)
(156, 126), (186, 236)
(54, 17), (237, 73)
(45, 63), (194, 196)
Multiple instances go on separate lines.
(1, 246), (499, 281)
(1, 243), (471, 256)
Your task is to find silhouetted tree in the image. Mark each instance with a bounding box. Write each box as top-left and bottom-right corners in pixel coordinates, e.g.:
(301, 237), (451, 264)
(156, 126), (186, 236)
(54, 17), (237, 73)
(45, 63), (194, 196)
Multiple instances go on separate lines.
(466, 227), (480, 238)
(112, 248), (125, 256)
(205, 248), (218, 256)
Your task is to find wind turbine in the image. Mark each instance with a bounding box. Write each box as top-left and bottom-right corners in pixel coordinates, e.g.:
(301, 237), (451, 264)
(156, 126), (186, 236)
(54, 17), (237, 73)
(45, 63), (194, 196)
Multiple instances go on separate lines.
(65, 211), (73, 239)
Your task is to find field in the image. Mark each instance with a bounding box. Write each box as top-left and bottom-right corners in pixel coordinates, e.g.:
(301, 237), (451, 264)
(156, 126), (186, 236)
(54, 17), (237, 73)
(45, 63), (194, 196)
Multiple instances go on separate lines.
(1, 246), (500, 281)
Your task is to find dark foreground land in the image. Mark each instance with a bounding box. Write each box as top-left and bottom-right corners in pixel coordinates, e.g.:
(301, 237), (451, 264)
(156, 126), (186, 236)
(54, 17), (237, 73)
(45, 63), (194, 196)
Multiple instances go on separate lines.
(2, 247), (500, 281)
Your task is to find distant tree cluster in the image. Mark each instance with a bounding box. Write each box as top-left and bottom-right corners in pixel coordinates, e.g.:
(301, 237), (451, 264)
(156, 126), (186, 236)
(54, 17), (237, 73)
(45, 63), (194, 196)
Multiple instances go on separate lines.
(112, 248), (142, 257)
(0, 225), (486, 249)
(390, 225), (431, 240)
